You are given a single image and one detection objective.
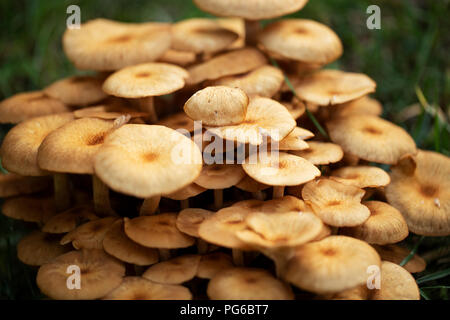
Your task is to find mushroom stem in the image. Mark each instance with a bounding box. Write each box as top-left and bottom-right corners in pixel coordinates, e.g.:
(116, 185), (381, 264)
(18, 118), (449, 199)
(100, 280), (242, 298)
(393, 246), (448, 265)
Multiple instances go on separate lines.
(197, 239), (209, 254)
(180, 199), (189, 210)
(252, 191), (265, 201)
(214, 189), (223, 210)
(140, 196), (161, 216)
(92, 175), (114, 217)
(158, 249), (171, 261)
(53, 173), (71, 212)
(244, 20), (261, 46)
(138, 96), (158, 123)
(232, 249), (245, 266)
(273, 186), (285, 199)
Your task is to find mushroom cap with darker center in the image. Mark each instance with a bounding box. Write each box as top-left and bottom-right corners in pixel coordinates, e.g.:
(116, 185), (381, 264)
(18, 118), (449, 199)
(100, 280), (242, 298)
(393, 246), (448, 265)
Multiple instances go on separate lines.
(330, 166), (390, 188)
(60, 217), (118, 249)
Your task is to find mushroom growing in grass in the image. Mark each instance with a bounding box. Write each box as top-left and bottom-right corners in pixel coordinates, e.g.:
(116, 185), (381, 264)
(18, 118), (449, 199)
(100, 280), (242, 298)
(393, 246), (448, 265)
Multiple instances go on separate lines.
(0, 172), (51, 198)
(60, 217), (118, 249)
(42, 205), (99, 234)
(291, 141), (343, 166)
(197, 252), (234, 279)
(385, 150), (450, 236)
(103, 62), (189, 122)
(142, 254), (201, 285)
(37, 249), (125, 300)
(176, 208), (214, 253)
(330, 166), (390, 189)
(372, 244), (426, 273)
(165, 183), (207, 210)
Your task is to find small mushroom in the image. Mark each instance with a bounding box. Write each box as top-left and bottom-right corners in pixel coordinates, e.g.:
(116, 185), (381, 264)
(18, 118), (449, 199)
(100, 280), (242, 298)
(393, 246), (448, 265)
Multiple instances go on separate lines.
(60, 217), (118, 249)
(142, 254), (201, 284)
(165, 183), (207, 209)
(42, 205), (99, 234)
(277, 127), (313, 151)
(333, 96), (383, 117)
(176, 208), (214, 253)
(330, 166), (390, 189)
(291, 141), (343, 165)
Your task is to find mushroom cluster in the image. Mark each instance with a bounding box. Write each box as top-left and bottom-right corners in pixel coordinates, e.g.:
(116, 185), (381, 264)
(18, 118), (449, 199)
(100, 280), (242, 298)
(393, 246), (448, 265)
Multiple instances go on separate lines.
(1, 0), (449, 300)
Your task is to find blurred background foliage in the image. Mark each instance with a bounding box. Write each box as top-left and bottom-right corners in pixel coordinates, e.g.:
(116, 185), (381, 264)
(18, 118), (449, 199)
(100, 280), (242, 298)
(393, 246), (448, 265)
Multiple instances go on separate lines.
(0, 0), (449, 299)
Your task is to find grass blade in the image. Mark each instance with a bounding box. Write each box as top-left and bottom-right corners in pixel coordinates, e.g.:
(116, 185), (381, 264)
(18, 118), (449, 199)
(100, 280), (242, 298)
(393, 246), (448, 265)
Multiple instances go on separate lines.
(416, 268), (450, 285)
(420, 289), (431, 300)
(400, 236), (425, 267)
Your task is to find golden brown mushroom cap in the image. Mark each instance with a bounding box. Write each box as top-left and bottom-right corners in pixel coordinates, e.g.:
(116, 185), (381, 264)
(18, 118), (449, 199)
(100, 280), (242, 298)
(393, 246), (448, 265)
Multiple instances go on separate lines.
(291, 141), (343, 165)
(2, 195), (55, 224)
(195, 164), (245, 189)
(176, 208), (215, 237)
(0, 173), (51, 197)
(158, 49), (197, 66)
(327, 115), (417, 164)
(73, 105), (147, 120)
(285, 236), (381, 294)
(207, 267), (294, 300)
(42, 205), (99, 234)
(36, 249), (125, 300)
(63, 19), (171, 71)
(164, 183), (207, 201)
(60, 217), (117, 249)
(281, 100), (306, 120)
(372, 244), (426, 273)
(232, 195), (310, 214)
(197, 252), (234, 279)
(277, 127), (313, 151)
(330, 166), (390, 188)
(259, 19), (343, 65)
(142, 254), (201, 284)
(333, 96), (383, 117)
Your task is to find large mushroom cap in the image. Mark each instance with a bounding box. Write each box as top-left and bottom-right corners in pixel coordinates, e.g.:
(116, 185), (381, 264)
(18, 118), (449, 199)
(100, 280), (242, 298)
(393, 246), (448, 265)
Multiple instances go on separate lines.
(207, 267), (294, 300)
(176, 208), (215, 237)
(36, 249), (125, 300)
(385, 150), (450, 236)
(63, 19), (171, 71)
(42, 205), (99, 234)
(142, 254), (201, 285)
(330, 166), (390, 188)
(259, 19), (343, 65)
(285, 235), (381, 294)
(194, 0), (308, 20)
(195, 164), (245, 189)
(291, 141), (343, 165)
(94, 124), (202, 198)
(327, 115), (417, 164)
(60, 217), (118, 249)
(0, 173), (51, 197)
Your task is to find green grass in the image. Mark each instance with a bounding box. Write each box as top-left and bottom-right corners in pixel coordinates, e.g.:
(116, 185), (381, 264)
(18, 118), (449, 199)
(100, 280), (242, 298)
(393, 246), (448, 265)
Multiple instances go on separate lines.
(0, 0), (449, 299)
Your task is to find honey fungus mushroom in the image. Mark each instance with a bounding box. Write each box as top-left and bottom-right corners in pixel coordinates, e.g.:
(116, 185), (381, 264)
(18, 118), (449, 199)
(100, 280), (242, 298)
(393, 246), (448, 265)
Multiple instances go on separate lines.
(42, 205), (99, 234)
(60, 217), (118, 249)
(0, 173), (51, 198)
(142, 254), (201, 285)
(330, 166), (390, 189)
(372, 244), (426, 273)
(291, 141), (343, 165)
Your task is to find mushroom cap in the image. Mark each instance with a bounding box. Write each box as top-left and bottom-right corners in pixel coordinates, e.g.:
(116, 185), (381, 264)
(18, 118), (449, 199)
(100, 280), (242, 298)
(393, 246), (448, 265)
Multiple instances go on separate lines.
(187, 48), (267, 85)
(207, 267), (294, 300)
(277, 127), (313, 151)
(340, 201), (409, 245)
(194, 0), (308, 20)
(124, 213), (195, 249)
(372, 244), (426, 273)
(103, 62), (188, 98)
(216, 18), (245, 49)
(259, 19), (343, 65)
(212, 65), (284, 98)
(36, 249), (125, 300)
(176, 208), (215, 237)
(42, 205), (99, 234)
(334, 96), (383, 117)
(1, 113), (74, 176)
(94, 124), (202, 198)
(281, 100), (306, 120)
(17, 231), (71, 266)
(172, 18), (238, 53)
(327, 115), (417, 164)
(330, 166), (390, 188)
(291, 141), (343, 165)
(232, 195), (310, 214)
(0, 173), (51, 197)
(44, 75), (108, 106)
(0, 91), (70, 124)
(164, 183), (207, 200)
(2, 195), (55, 224)
(142, 254), (201, 284)
(194, 164), (245, 189)
(285, 235), (381, 294)
(73, 105), (147, 120)
(302, 178), (370, 227)
(197, 252), (234, 279)
(385, 150), (450, 236)
(243, 152), (320, 186)
(37, 118), (115, 174)
(63, 19), (171, 71)
(235, 175), (270, 192)
(103, 219), (159, 266)
(184, 86), (249, 126)
(208, 97), (296, 145)
(61, 217), (118, 249)
(158, 49), (197, 66)
(102, 277), (192, 300)
(294, 70), (376, 106)
(157, 112), (196, 133)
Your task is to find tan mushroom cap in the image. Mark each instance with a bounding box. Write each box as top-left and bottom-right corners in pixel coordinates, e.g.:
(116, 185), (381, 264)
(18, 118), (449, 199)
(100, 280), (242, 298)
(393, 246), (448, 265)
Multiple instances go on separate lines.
(1, 113), (74, 176)
(212, 65), (284, 98)
(63, 19), (171, 71)
(327, 115), (417, 164)
(217, 18), (245, 49)
(0, 173), (51, 197)
(2, 195), (55, 224)
(187, 48), (267, 85)
(165, 183), (207, 200)
(340, 201), (409, 245)
(373, 261), (420, 300)
(277, 127), (313, 151)
(172, 18), (238, 54)
(60, 217), (117, 249)
(372, 244), (426, 273)
(124, 213), (195, 249)
(102, 219), (159, 266)
(281, 100), (306, 119)
(37, 249), (125, 300)
(197, 252), (234, 279)
(42, 205), (99, 234)
(103, 277), (192, 300)
(259, 19), (343, 65)
(103, 63), (188, 99)
(243, 152), (320, 186)
(330, 166), (390, 188)
(0, 91), (70, 124)
(232, 195), (311, 214)
(208, 97), (296, 145)
(294, 70), (376, 106)
(184, 86), (249, 126)
(385, 150), (450, 236)
(285, 236), (381, 294)
(44, 75), (108, 106)
(158, 49), (197, 66)
(194, 0), (308, 20)
(195, 164), (245, 189)
(94, 124), (202, 198)
(302, 178), (370, 227)
(176, 208), (215, 237)
(291, 141), (343, 165)
(157, 112), (196, 133)
(208, 267), (294, 300)
(334, 96), (383, 117)
(17, 231), (71, 266)
(73, 105), (147, 120)
(142, 254), (201, 285)
(235, 175), (270, 192)
(37, 118), (115, 174)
